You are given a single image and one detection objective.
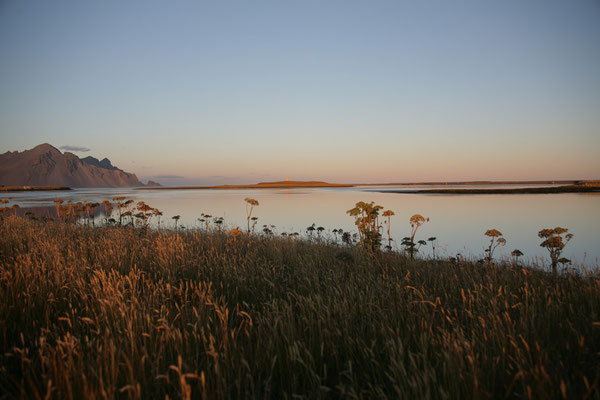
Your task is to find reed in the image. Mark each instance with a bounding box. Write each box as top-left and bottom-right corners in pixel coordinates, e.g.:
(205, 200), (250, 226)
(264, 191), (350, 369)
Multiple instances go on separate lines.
(0, 216), (598, 399)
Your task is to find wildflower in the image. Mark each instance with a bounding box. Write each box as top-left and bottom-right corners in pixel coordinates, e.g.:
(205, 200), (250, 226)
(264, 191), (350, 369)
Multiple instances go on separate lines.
(538, 227), (573, 276)
(402, 214), (429, 259)
(484, 229), (506, 265)
(244, 198), (259, 232)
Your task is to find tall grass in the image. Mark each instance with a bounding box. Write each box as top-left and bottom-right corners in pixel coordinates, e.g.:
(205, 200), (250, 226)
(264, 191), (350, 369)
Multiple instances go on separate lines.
(0, 216), (599, 399)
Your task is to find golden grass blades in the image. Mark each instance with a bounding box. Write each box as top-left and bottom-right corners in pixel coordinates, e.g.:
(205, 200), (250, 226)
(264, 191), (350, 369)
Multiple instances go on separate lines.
(0, 216), (599, 399)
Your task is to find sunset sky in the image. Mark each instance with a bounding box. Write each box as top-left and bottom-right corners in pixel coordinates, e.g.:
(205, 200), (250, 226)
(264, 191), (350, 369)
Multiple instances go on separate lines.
(1, 0), (599, 185)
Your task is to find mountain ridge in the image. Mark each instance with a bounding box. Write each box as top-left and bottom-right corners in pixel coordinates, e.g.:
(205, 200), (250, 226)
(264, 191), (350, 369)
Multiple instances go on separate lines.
(81, 156), (122, 171)
(0, 144), (144, 188)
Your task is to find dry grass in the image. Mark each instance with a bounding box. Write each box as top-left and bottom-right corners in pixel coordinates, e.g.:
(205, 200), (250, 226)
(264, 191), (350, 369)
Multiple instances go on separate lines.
(0, 216), (599, 399)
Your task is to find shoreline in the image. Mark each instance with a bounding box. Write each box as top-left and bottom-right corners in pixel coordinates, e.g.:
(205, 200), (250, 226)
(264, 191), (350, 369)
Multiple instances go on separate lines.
(0, 185), (71, 192)
(136, 179), (598, 191)
(371, 184), (600, 195)
(356, 179), (580, 187)
(136, 181), (354, 190)
(2, 180), (598, 193)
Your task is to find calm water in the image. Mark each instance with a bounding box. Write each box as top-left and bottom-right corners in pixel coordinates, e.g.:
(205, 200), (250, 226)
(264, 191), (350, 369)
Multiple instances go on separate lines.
(5, 186), (600, 268)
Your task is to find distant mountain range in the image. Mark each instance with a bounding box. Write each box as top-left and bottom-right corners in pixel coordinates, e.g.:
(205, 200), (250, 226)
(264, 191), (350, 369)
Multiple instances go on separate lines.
(0, 144), (154, 188)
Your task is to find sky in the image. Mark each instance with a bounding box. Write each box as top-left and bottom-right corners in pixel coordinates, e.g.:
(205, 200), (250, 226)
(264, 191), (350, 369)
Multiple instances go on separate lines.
(0, 0), (599, 185)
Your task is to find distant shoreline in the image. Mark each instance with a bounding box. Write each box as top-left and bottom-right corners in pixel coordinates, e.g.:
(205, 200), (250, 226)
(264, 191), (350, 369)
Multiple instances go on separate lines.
(356, 180), (580, 186)
(2, 180), (599, 193)
(136, 179), (599, 191)
(371, 184), (600, 195)
(0, 185), (71, 192)
(136, 181), (354, 190)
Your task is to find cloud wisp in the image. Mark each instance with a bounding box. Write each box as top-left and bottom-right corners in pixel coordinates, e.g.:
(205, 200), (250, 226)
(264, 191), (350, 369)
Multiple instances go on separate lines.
(60, 145), (91, 152)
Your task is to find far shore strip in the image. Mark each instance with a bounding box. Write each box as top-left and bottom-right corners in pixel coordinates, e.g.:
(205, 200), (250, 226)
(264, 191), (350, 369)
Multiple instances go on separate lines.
(2, 180), (598, 193)
(0, 185), (71, 192)
(367, 184), (600, 195)
(136, 180), (598, 193)
(137, 181), (353, 190)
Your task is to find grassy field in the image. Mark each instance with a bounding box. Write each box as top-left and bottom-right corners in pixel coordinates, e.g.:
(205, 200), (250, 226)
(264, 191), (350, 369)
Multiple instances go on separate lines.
(0, 217), (599, 399)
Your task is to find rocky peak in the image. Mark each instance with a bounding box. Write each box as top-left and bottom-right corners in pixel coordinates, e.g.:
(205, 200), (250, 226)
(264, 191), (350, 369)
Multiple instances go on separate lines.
(30, 143), (61, 155)
(81, 156), (121, 171)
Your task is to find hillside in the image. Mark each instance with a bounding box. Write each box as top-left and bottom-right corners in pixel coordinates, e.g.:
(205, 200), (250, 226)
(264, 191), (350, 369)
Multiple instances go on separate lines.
(0, 144), (143, 188)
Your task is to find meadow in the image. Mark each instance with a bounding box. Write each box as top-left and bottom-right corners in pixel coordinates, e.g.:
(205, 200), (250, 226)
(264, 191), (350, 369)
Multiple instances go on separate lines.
(0, 212), (599, 399)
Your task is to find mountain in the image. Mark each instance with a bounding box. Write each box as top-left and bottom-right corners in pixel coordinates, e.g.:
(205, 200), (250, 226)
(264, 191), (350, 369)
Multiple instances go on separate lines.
(0, 144), (144, 188)
(80, 156), (121, 171)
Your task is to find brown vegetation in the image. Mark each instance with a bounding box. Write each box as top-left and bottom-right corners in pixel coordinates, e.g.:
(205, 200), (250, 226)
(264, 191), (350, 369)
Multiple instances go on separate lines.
(0, 216), (598, 399)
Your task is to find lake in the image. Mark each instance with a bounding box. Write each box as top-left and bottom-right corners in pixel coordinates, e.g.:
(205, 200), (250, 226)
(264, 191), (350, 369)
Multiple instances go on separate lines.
(4, 185), (600, 269)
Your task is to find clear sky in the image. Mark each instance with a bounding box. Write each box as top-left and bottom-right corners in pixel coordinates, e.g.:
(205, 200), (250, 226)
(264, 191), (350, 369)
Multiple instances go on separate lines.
(1, 0), (599, 185)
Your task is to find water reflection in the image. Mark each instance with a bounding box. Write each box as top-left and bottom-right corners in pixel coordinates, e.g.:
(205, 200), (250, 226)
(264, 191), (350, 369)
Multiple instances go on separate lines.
(5, 186), (600, 267)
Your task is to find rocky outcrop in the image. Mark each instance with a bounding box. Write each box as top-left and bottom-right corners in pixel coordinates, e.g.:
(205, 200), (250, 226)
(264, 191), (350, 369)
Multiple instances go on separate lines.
(0, 144), (144, 188)
(81, 156), (121, 171)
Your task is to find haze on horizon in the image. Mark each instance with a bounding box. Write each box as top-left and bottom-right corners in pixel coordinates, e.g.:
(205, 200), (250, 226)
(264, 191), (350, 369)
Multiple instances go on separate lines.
(1, 0), (599, 186)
